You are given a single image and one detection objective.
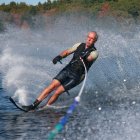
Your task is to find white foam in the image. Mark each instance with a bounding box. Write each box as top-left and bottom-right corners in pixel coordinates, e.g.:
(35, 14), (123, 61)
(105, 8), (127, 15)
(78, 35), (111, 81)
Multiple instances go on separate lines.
(13, 88), (28, 105)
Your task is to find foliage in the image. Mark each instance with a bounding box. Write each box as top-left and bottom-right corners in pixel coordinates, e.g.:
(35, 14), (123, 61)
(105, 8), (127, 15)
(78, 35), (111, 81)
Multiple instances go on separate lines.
(0, 0), (139, 20)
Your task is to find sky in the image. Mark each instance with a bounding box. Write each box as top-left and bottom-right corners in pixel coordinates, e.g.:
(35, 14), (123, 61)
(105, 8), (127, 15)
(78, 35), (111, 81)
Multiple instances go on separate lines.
(0, 0), (54, 5)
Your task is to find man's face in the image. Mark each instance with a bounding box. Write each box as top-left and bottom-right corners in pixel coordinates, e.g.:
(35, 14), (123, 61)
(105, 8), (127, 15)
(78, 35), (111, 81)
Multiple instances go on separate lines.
(86, 32), (96, 47)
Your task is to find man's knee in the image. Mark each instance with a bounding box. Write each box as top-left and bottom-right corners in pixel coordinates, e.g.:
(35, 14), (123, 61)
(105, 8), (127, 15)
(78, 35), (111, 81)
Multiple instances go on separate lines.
(52, 79), (61, 86)
(49, 79), (61, 89)
(54, 85), (65, 96)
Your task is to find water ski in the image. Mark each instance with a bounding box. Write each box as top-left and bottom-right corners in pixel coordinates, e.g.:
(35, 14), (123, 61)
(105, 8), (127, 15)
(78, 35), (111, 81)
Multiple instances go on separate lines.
(9, 97), (68, 112)
(9, 97), (32, 112)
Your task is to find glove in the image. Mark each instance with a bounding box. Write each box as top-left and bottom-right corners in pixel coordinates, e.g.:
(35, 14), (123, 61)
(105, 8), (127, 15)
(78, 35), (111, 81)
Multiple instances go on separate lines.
(52, 55), (62, 64)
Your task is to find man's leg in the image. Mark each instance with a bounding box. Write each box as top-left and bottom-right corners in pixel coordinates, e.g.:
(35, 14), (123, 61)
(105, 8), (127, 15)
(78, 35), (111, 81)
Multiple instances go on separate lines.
(37, 79), (61, 102)
(46, 78), (79, 105)
(46, 85), (65, 105)
(22, 79), (61, 111)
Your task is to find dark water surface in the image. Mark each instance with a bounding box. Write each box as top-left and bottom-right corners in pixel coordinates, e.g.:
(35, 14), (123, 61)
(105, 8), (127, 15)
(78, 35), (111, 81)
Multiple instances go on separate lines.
(1, 89), (140, 140)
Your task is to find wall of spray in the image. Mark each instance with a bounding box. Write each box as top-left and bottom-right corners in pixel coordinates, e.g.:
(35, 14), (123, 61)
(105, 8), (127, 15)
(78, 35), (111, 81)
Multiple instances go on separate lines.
(0, 12), (140, 106)
(0, 12), (140, 140)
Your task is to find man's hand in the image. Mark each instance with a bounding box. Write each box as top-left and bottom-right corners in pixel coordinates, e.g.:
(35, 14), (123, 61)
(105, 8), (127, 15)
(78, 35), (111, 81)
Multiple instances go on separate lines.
(52, 55), (62, 64)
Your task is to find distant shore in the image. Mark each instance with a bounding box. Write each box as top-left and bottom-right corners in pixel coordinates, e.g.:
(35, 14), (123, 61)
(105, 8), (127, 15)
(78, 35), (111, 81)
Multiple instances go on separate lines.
(0, 0), (139, 31)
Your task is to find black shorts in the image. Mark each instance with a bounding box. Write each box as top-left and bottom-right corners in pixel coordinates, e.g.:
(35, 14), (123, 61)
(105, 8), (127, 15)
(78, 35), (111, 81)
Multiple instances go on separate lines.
(54, 68), (84, 91)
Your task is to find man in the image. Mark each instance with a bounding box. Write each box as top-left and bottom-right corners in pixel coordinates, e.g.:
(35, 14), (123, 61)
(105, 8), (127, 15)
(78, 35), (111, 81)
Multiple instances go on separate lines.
(22, 31), (99, 111)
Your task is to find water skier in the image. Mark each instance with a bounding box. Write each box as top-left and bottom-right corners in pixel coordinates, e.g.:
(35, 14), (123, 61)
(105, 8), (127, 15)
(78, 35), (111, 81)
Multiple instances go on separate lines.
(22, 31), (99, 111)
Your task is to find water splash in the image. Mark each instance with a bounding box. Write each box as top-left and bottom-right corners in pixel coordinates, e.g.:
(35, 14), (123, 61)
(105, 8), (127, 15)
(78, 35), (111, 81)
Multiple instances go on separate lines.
(0, 15), (140, 104)
(0, 13), (140, 140)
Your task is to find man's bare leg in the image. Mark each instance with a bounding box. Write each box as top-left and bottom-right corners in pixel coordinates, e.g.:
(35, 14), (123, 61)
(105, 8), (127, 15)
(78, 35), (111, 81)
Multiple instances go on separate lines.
(20, 79), (62, 112)
(46, 85), (65, 105)
(37, 79), (61, 102)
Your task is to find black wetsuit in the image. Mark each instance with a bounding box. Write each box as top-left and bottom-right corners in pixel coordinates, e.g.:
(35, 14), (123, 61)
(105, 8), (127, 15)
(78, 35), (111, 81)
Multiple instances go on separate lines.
(54, 43), (97, 91)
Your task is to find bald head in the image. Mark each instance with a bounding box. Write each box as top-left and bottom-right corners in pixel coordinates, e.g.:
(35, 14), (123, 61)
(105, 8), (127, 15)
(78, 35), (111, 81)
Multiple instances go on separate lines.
(86, 31), (98, 47)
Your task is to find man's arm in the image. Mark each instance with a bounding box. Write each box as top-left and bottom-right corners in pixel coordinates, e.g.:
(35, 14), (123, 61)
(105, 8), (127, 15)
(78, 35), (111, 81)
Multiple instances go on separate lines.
(59, 49), (71, 58)
(60, 43), (81, 58)
(87, 51), (99, 62)
(52, 43), (81, 64)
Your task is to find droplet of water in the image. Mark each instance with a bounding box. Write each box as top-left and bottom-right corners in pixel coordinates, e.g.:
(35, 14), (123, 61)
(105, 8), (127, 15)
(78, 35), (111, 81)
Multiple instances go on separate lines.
(95, 91), (98, 94)
(123, 79), (126, 82)
(98, 107), (102, 111)
(132, 101), (136, 105)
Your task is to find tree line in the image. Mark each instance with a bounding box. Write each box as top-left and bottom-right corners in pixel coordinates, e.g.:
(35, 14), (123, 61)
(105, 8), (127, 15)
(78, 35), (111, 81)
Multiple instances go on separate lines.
(0, 0), (139, 17)
(0, 0), (84, 15)
(0, 0), (139, 32)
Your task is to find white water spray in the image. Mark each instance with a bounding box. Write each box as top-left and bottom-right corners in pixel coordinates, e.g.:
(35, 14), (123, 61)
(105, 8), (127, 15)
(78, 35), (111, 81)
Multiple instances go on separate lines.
(0, 13), (140, 140)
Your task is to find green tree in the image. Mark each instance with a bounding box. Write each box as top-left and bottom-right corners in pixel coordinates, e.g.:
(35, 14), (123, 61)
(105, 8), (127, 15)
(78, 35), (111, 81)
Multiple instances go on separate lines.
(128, 6), (139, 23)
(43, 1), (52, 11)
(2, 5), (11, 13)
(65, 0), (73, 3)
(9, 1), (17, 7)
(29, 6), (37, 15)
(1, 3), (5, 6)
(9, 1), (17, 13)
